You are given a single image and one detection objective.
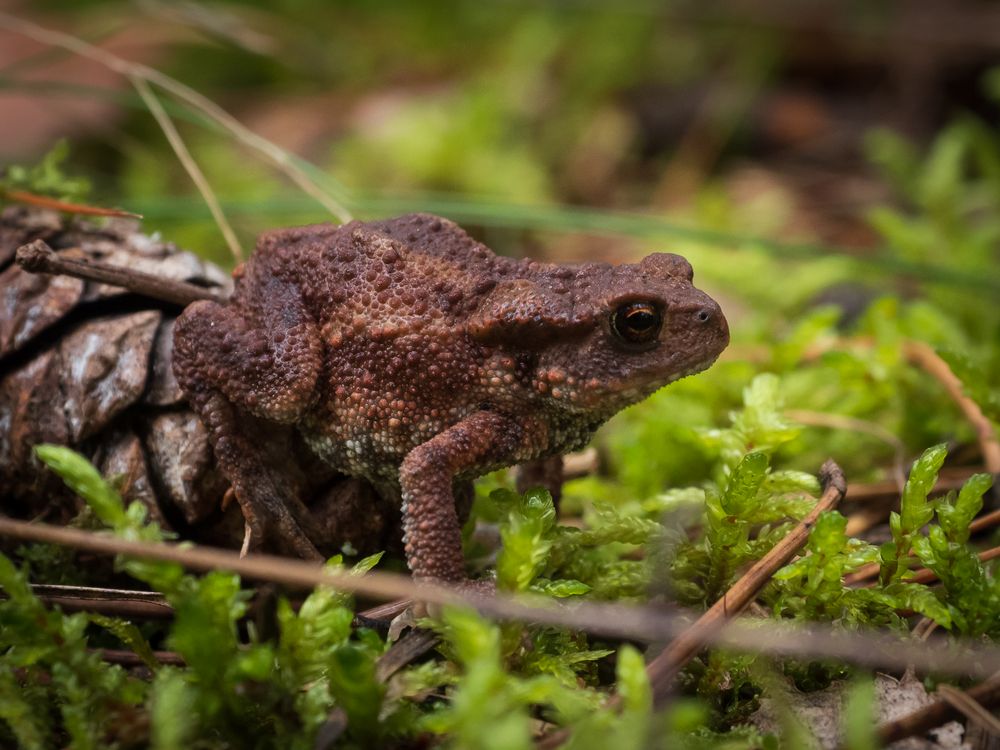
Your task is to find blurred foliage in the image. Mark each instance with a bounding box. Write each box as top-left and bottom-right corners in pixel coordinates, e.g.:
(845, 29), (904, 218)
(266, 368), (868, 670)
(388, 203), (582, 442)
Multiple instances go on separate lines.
(0, 140), (91, 202)
(4, 383), (995, 746)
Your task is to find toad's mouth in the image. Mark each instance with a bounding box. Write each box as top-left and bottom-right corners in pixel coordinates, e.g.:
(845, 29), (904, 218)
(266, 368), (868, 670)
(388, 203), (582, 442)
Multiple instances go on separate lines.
(622, 352), (724, 397)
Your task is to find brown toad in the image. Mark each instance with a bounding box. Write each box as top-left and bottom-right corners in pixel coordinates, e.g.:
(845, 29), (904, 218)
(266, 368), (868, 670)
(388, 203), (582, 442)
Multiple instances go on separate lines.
(172, 214), (729, 583)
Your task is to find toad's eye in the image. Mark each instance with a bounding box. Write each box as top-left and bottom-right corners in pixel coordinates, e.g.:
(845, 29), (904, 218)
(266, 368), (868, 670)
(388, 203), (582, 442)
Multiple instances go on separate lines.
(610, 302), (662, 347)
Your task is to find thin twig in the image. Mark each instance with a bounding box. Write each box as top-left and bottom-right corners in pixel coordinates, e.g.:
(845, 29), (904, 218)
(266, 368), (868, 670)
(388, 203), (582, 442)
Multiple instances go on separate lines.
(16, 239), (224, 307)
(96, 648), (185, 667)
(0, 514), (674, 643)
(799, 335), (1000, 474)
(1, 188), (142, 218)
(28, 583), (171, 621)
(22, 583), (408, 630)
(876, 673), (1000, 745)
(845, 543), (1000, 587)
(539, 461), (848, 749)
(130, 75), (244, 263)
(29, 583), (167, 601)
(900, 545), (1000, 586)
(31, 593), (174, 620)
(0, 11), (353, 224)
(845, 471), (976, 503)
(6, 514), (1000, 692)
(843, 470), (996, 536)
(911, 616), (939, 642)
(903, 341), (1000, 475)
(970, 508), (1000, 536)
(645, 459), (847, 703)
(936, 683), (1000, 736)
(842, 468), (1000, 585)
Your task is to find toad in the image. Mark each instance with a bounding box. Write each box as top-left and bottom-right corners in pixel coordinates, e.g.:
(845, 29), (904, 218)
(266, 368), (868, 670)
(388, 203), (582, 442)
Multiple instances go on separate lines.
(172, 214), (729, 585)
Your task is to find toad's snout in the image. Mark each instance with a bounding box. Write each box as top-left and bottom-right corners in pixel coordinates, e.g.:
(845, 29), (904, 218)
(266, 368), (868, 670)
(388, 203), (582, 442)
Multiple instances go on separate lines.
(670, 291), (729, 355)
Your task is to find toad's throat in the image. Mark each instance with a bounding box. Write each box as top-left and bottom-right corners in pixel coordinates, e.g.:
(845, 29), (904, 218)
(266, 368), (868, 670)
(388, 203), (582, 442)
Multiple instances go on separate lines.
(552, 352), (726, 415)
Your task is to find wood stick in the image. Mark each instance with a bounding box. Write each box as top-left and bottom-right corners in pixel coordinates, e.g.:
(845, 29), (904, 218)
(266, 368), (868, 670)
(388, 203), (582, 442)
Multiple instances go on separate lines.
(96, 648), (185, 667)
(15, 239), (225, 307)
(845, 472), (1000, 539)
(970, 508), (1000, 536)
(897, 545), (1000, 587)
(903, 341), (1000, 476)
(845, 472), (974, 503)
(6, 514), (1000, 685)
(936, 683), (1000, 735)
(844, 539), (1000, 587)
(29, 583), (167, 601)
(644, 459), (847, 704)
(15, 587), (417, 636)
(32, 593), (175, 620)
(539, 460), (849, 749)
(877, 673), (1000, 745)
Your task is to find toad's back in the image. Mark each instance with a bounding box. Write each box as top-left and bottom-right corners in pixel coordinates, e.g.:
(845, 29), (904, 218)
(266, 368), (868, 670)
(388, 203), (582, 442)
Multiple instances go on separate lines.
(241, 213), (514, 333)
(233, 215), (535, 482)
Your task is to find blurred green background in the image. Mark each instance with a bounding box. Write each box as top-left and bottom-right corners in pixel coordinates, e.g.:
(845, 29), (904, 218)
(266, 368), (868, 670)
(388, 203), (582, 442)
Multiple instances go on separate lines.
(2, 0), (999, 491)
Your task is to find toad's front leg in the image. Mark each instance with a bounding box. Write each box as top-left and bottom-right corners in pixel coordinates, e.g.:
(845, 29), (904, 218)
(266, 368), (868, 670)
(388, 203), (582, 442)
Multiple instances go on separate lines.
(399, 410), (523, 583)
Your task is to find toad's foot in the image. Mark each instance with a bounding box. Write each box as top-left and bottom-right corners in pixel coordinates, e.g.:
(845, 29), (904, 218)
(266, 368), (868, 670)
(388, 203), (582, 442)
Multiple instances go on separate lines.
(182, 389), (324, 561)
(233, 481), (324, 561)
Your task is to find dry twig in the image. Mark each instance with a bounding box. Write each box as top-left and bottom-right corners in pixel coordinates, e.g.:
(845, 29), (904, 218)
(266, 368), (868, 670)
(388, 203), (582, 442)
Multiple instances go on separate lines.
(844, 471), (977, 504)
(903, 341), (1000, 475)
(0, 11), (353, 224)
(27, 583), (173, 620)
(16, 239), (224, 307)
(877, 673), (1000, 745)
(130, 75), (244, 262)
(844, 471), (998, 538)
(96, 648), (185, 667)
(17, 583), (411, 631)
(899, 545), (1000, 587)
(1, 188), (142, 218)
(845, 542), (1000, 587)
(645, 459), (847, 703)
(936, 683), (1000, 736)
(6, 513), (1000, 683)
(539, 461), (849, 749)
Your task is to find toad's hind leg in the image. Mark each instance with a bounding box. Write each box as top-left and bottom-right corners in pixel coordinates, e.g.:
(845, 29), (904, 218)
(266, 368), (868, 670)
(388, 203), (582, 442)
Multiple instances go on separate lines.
(175, 292), (322, 424)
(173, 293), (325, 559)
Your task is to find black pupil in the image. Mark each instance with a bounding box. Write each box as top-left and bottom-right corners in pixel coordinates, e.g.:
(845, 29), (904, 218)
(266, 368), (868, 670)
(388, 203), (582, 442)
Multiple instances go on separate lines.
(613, 303), (661, 344)
(625, 309), (656, 330)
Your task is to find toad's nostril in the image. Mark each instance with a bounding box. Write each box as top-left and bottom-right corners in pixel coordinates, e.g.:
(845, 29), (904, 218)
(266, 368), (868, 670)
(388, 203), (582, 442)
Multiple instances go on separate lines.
(695, 308), (712, 323)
